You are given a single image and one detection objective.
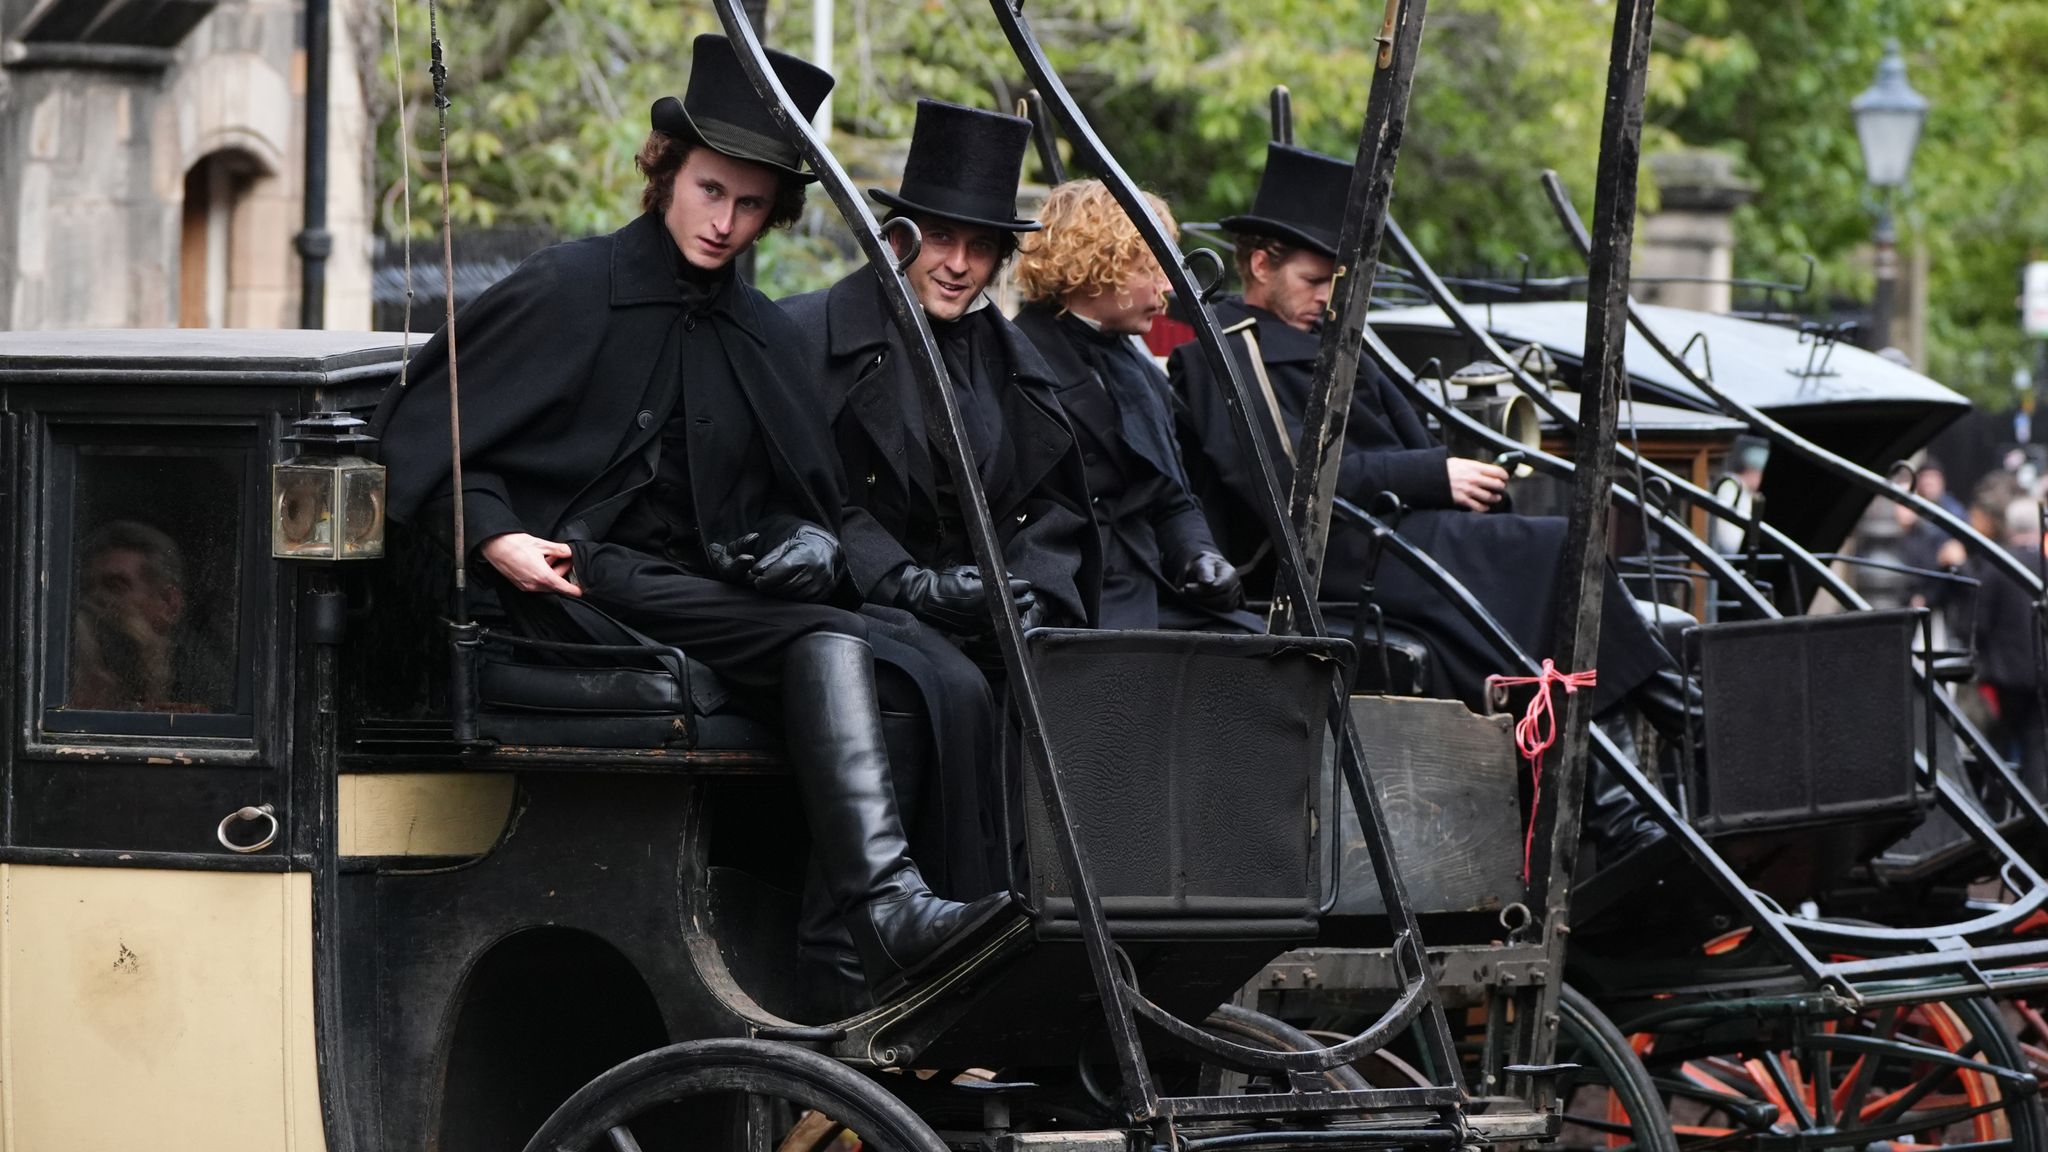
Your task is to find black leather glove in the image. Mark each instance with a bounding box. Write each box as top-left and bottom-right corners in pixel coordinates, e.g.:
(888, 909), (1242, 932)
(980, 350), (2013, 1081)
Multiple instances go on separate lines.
(1180, 550), (1244, 610)
(885, 564), (1031, 635)
(706, 532), (762, 581)
(1016, 589), (1047, 632)
(748, 524), (844, 602)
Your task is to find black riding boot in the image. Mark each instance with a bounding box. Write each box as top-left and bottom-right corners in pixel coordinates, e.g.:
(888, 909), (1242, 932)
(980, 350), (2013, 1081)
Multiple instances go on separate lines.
(1587, 711), (1667, 864)
(1627, 664), (1703, 751)
(796, 709), (929, 1020)
(783, 632), (1004, 991)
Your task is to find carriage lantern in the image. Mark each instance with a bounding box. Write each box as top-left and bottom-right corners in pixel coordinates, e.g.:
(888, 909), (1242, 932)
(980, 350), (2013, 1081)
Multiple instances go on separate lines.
(1448, 359), (1540, 477)
(272, 410), (386, 559)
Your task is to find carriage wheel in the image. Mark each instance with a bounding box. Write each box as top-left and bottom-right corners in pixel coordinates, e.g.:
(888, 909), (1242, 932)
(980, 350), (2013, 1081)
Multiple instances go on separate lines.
(1557, 983), (1681, 1152)
(1626, 995), (2045, 1152)
(522, 1038), (947, 1152)
(1193, 1003), (1375, 1096)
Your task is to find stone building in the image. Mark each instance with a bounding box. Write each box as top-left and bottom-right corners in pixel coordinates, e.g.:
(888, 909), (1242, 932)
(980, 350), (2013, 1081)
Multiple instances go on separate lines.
(0, 0), (373, 330)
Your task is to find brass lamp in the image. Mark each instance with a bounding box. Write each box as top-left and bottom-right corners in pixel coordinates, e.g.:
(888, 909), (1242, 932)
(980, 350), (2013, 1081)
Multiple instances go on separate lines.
(1447, 359), (1541, 478)
(271, 411), (385, 559)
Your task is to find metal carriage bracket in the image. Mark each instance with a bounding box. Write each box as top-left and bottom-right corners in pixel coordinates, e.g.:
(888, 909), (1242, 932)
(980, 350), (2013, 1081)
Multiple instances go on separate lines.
(1384, 200), (2048, 951)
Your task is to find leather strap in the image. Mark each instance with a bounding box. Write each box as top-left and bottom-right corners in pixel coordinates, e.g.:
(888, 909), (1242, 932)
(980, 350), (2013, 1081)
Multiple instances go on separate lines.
(1225, 317), (1295, 466)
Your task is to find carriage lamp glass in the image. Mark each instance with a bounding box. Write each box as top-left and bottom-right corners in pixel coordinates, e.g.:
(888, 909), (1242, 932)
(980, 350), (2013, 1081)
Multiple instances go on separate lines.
(272, 411), (385, 559)
(1851, 39), (1929, 190)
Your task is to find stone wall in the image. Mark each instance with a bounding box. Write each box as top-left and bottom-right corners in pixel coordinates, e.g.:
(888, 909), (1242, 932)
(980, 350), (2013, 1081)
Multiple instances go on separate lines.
(0, 0), (373, 331)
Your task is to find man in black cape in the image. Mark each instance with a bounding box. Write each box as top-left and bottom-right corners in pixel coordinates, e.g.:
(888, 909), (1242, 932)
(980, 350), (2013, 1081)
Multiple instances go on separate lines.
(372, 35), (1002, 1002)
(783, 102), (1100, 947)
(1170, 142), (1686, 861)
(1011, 178), (1256, 631)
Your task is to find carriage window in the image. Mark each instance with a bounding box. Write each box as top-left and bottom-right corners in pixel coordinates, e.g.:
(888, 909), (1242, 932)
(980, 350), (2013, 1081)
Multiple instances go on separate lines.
(42, 433), (255, 738)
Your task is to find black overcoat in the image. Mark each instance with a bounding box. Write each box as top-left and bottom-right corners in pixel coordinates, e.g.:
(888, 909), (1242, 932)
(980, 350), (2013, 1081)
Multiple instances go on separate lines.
(1169, 296), (1663, 713)
(1011, 302), (1258, 631)
(374, 210), (854, 584)
(780, 272), (1102, 627)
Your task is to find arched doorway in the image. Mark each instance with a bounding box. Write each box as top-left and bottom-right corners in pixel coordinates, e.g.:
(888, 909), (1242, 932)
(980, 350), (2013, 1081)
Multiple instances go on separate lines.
(177, 149), (265, 328)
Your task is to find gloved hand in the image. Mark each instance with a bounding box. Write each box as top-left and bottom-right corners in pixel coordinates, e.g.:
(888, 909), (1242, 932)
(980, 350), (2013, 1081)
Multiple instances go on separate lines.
(886, 564), (1031, 635)
(748, 524), (844, 602)
(1180, 551), (1244, 610)
(1015, 587), (1047, 632)
(706, 532), (762, 581)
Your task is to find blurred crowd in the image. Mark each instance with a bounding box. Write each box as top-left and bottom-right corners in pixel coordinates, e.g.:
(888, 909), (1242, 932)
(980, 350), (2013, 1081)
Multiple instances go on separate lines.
(1845, 452), (2048, 791)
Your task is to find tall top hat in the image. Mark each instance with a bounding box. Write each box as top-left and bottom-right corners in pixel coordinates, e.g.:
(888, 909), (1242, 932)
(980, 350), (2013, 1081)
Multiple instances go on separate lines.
(650, 34), (834, 183)
(1218, 143), (1351, 257)
(869, 100), (1042, 233)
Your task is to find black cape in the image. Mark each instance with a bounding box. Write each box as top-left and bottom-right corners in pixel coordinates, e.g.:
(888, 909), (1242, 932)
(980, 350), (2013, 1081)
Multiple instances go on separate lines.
(374, 211), (854, 576)
(780, 271), (1102, 627)
(372, 213), (1005, 896)
(1011, 301), (1259, 632)
(1169, 296), (1665, 713)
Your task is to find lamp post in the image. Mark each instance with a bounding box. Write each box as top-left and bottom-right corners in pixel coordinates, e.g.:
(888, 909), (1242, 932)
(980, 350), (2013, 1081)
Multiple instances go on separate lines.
(1851, 38), (1929, 354)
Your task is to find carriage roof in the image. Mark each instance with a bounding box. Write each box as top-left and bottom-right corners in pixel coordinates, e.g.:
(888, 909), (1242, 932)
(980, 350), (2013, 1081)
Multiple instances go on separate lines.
(1370, 301), (1970, 419)
(0, 328), (410, 387)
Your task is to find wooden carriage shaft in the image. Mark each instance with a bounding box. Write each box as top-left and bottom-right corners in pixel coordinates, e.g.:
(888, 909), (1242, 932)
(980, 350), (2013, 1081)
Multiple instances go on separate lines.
(1280, 0), (1427, 630)
(985, 0), (1465, 1099)
(1530, 0), (1656, 1048)
(709, 0), (1163, 1118)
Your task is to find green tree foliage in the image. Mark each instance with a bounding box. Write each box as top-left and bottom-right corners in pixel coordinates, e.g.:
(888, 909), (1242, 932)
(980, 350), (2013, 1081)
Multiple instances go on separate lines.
(1657, 0), (2048, 400)
(368, 0), (2045, 400)
(371, 0), (1627, 268)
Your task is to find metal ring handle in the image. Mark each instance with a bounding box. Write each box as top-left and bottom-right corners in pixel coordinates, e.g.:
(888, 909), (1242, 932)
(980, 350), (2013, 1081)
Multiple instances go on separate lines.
(217, 803), (278, 854)
(879, 215), (922, 274)
(1185, 246), (1227, 303)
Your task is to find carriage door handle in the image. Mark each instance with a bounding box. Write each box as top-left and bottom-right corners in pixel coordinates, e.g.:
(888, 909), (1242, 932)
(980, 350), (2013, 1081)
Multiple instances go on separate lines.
(217, 803), (278, 854)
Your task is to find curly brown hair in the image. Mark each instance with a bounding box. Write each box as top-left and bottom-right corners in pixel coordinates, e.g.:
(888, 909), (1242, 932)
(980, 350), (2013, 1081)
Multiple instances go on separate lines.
(635, 128), (807, 230)
(1015, 180), (1176, 305)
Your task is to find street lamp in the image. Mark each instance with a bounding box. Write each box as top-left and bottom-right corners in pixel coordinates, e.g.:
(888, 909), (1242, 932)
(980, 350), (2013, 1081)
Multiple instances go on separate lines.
(1851, 38), (1929, 353)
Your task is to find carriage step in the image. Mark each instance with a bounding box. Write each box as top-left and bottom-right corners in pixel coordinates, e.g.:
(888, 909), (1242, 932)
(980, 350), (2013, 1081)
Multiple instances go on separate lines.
(752, 1024), (847, 1043)
(990, 1134), (1125, 1151)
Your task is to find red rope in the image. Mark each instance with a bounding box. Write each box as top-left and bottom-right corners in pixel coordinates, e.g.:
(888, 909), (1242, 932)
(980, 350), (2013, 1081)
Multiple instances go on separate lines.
(1485, 660), (1597, 881)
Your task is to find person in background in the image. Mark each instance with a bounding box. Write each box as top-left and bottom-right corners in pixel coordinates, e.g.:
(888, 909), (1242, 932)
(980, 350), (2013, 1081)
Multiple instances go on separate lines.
(1971, 497), (2048, 796)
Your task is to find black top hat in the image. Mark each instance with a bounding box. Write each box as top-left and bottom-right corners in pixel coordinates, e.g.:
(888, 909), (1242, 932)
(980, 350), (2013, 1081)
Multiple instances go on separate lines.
(869, 100), (1042, 233)
(1219, 143), (1351, 257)
(650, 34), (834, 183)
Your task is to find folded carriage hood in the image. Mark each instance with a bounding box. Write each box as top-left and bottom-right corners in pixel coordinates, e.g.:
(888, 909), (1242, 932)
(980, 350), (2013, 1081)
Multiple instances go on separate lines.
(1368, 302), (1974, 562)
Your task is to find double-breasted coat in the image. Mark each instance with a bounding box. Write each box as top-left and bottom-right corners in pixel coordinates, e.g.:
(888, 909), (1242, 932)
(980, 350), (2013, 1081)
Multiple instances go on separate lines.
(781, 270), (1102, 628)
(1169, 296), (1666, 714)
(1011, 302), (1259, 632)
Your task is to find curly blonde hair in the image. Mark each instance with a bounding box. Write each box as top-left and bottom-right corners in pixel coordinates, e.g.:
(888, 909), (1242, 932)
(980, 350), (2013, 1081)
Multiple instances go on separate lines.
(1015, 179), (1177, 306)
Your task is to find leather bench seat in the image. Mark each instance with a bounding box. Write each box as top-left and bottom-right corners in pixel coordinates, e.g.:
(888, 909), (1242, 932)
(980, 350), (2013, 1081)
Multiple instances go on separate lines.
(475, 638), (779, 751)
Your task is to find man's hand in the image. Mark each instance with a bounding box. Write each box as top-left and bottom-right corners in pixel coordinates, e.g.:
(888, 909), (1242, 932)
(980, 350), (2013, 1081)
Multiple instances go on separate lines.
(1938, 539), (1968, 569)
(889, 564), (1031, 635)
(1180, 551), (1244, 610)
(706, 533), (763, 581)
(1447, 458), (1509, 512)
(748, 525), (844, 602)
(480, 533), (581, 596)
